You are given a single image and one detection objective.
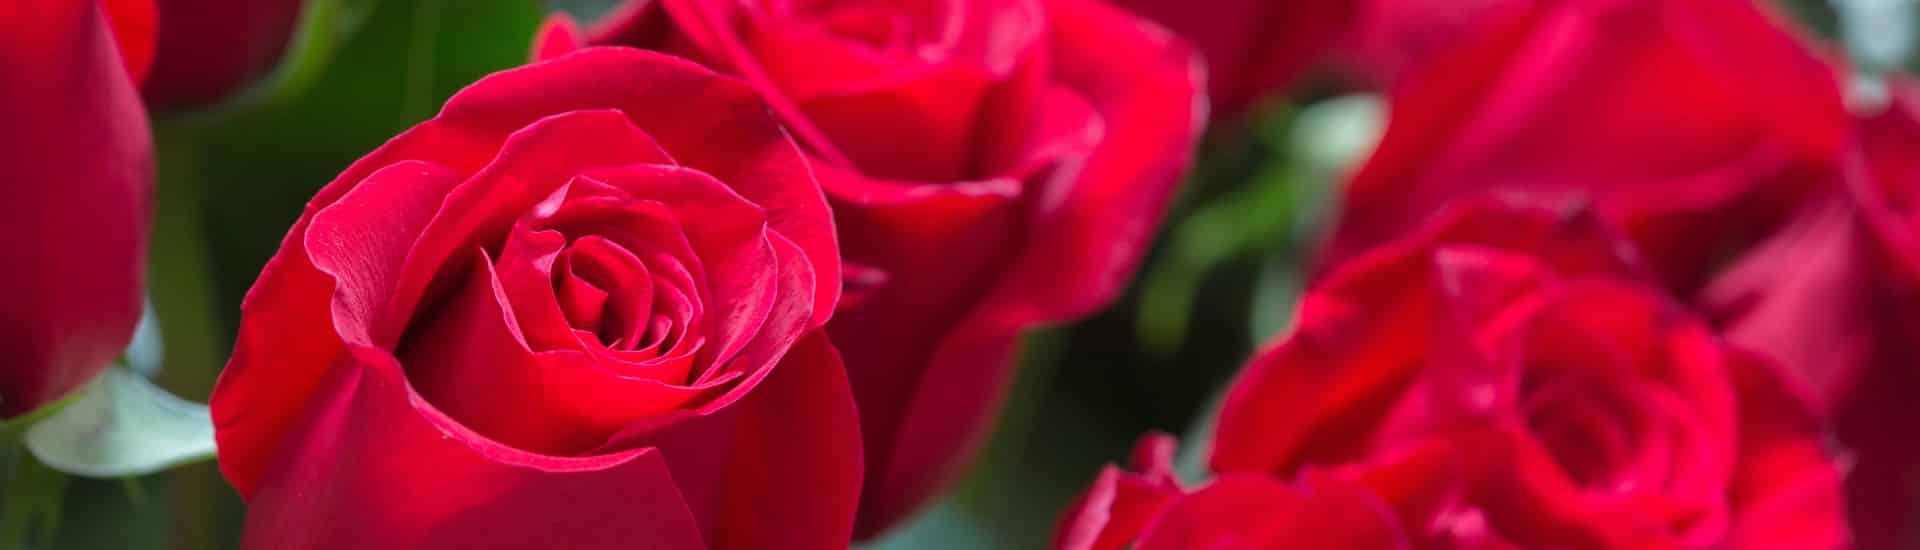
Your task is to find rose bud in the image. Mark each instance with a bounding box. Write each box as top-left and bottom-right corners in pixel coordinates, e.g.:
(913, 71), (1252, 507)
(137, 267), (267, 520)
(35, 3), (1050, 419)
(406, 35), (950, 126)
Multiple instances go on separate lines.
(210, 48), (858, 549)
(142, 0), (303, 106)
(0, 0), (154, 417)
(536, 0), (1206, 535)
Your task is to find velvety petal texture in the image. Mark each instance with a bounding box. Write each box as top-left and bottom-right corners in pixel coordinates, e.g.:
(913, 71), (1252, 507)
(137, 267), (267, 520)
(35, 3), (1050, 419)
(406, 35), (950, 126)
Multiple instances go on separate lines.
(1707, 83), (1920, 550)
(543, 0), (1206, 536)
(0, 0), (154, 417)
(1326, 0), (1848, 295)
(209, 48), (858, 550)
(1064, 197), (1848, 549)
(143, 0), (304, 105)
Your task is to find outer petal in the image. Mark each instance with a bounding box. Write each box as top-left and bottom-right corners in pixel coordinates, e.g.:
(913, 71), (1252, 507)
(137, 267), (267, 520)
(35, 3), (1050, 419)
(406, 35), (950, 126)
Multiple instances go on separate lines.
(1710, 89), (1920, 549)
(143, 0), (303, 105)
(1720, 350), (1848, 550)
(240, 346), (707, 550)
(102, 0), (157, 82)
(0, 0), (152, 417)
(213, 161), (461, 495)
(850, 0), (1204, 533)
(618, 331), (862, 550)
(1134, 474), (1409, 550)
(1343, 0), (1521, 86)
(1706, 196), (1872, 409)
(1327, 0), (1848, 291)
(1054, 433), (1185, 550)
(531, 13), (585, 62)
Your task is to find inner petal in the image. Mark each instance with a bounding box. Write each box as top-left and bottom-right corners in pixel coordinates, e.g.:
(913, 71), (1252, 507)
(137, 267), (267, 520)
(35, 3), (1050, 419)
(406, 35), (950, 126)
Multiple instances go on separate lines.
(1522, 372), (1642, 489)
(553, 261), (611, 338)
(554, 237), (636, 344)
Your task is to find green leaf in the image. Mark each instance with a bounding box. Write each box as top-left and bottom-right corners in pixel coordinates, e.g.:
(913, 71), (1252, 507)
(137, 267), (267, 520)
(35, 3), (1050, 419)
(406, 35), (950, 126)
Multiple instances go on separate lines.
(0, 445), (68, 548)
(1246, 252), (1303, 346)
(855, 501), (1010, 550)
(23, 369), (216, 479)
(1173, 380), (1229, 485)
(1133, 152), (1310, 354)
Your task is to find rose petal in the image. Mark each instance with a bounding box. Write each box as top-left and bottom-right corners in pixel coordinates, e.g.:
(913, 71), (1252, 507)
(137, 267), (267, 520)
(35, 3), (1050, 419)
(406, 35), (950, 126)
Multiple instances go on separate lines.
(1329, 0), (1847, 291)
(1054, 433), (1184, 550)
(614, 332), (862, 550)
(1134, 474), (1409, 550)
(531, 13), (585, 62)
(239, 346), (707, 550)
(1721, 350), (1848, 550)
(1108, 0), (1349, 115)
(101, 0), (156, 83)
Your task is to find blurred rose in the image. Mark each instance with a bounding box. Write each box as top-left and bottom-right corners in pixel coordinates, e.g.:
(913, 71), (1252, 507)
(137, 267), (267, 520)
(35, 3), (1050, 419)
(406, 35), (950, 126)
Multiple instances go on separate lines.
(0, 0), (154, 417)
(538, 0), (1205, 535)
(1108, 0), (1350, 116)
(1105, 0), (1536, 116)
(1708, 84), (1920, 549)
(1340, 0), (1519, 86)
(210, 48), (859, 549)
(143, 0), (303, 105)
(1326, 0), (1848, 294)
(1208, 197), (1848, 549)
(1055, 433), (1432, 550)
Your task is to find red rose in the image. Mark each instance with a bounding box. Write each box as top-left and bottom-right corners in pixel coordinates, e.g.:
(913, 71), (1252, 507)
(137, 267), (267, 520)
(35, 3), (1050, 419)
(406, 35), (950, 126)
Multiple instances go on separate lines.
(1707, 84), (1920, 549)
(1055, 433), (1431, 550)
(0, 0), (153, 417)
(143, 0), (303, 105)
(1202, 197), (1848, 548)
(537, 0), (1205, 535)
(1326, 0), (1848, 294)
(208, 48), (859, 549)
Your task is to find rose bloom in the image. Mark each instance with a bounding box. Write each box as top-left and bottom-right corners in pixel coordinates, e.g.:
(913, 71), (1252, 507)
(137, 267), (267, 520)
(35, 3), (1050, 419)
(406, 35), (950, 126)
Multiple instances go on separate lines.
(1325, 0), (1848, 295)
(1707, 84), (1920, 549)
(537, 0), (1206, 535)
(1064, 197), (1849, 549)
(209, 48), (860, 549)
(0, 0), (153, 417)
(143, 0), (304, 105)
